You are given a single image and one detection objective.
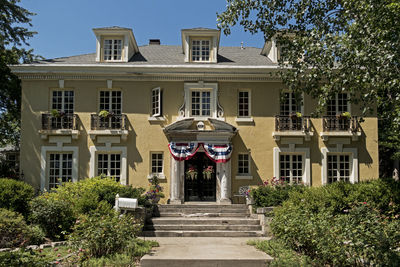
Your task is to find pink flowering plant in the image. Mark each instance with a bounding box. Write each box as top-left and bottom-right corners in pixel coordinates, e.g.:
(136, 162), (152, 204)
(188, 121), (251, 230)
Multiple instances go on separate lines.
(145, 176), (165, 204)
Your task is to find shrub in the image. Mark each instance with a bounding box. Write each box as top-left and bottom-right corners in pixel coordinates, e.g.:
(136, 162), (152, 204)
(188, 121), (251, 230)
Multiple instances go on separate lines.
(68, 202), (142, 258)
(30, 197), (75, 240)
(26, 225), (46, 245)
(0, 249), (50, 267)
(250, 178), (305, 208)
(0, 178), (34, 218)
(0, 208), (31, 248)
(43, 177), (146, 215)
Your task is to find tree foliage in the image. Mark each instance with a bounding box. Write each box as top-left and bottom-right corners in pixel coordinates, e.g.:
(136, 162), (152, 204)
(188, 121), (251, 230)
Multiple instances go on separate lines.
(218, 0), (400, 159)
(0, 0), (37, 146)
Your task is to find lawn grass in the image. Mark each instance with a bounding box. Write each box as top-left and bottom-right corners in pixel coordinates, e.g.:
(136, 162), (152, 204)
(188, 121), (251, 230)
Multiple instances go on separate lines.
(247, 238), (314, 267)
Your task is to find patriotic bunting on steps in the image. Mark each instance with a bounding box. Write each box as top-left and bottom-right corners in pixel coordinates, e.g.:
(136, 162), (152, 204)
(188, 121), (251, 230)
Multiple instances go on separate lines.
(168, 142), (232, 163)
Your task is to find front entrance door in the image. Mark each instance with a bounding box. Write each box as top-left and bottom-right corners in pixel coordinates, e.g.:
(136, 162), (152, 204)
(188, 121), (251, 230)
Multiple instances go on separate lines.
(184, 152), (216, 201)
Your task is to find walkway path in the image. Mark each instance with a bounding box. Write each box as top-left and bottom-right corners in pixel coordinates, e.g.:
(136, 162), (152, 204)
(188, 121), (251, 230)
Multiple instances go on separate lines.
(140, 237), (273, 267)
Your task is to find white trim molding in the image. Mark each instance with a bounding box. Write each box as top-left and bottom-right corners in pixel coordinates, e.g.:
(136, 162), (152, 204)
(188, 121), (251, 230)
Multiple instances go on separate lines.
(273, 147), (311, 185)
(321, 147), (358, 185)
(89, 145), (127, 185)
(40, 145), (79, 191)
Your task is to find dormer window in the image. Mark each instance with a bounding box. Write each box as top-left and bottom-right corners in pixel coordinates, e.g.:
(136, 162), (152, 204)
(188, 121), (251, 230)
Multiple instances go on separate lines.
(192, 39), (210, 62)
(103, 39), (122, 61)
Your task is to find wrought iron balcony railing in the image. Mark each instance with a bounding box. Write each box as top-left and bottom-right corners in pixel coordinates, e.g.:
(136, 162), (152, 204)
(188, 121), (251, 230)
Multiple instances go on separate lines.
(322, 116), (359, 132)
(275, 115), (311, 132)
(41, 113), (77, 130)
(90, 114), (127, 130)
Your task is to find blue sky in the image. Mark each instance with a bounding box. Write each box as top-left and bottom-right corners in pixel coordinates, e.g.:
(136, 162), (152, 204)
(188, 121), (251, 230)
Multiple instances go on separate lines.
(20, 0), (265, 59)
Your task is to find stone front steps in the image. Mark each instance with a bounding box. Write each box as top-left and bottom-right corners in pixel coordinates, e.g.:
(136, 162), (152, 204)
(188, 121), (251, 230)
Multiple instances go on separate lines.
(143, 204), (264, 237)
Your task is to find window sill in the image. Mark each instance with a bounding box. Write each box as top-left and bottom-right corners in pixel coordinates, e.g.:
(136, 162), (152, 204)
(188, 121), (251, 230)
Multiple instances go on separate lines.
(235, 117), (254, 124)
(148, 116), (166, 123)
(147, 174), (166, 180)
(235, 175), (253, 180)
(39, 129), (80, 140)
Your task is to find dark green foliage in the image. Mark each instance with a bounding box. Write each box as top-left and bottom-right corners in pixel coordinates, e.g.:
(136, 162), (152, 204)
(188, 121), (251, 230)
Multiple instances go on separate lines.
(68, 202), (142, 258)
(0, 249), (50, 267)
(29, 197), (75, 240)
(251, 182), (304, 208)
(0, 178), (34, 218)
(270, 179), (400, 266)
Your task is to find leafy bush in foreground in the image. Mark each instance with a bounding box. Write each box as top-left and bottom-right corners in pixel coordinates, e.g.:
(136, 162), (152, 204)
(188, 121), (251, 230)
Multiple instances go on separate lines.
(30, 197), (75, 240)
(68, 202), (142, 258)
(0, 249), (50, 267)
(0, 178), (34, 218)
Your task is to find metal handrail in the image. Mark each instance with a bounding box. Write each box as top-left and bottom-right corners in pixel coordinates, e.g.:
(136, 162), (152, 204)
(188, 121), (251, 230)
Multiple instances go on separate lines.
(41, 113), (77, 130)
(322, 116), (359, 132)
(275, 115), (311, 132)
(90, 114), (127, 130)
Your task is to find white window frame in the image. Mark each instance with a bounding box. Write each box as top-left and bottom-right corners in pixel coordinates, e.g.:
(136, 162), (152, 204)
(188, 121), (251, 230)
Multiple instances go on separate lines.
(321, 147), (358, 185)
(327, 93), (350, 116)
(280, 91), (304, 115)
(273, 147), (311, 185)
(99, 90), (123, 114)
(279, 154), (304, 184)
(103, 38), (123, 61)
(148, 152), (165, 179)
(51, 89), (74, 114)
(236, 153), (253, 180)
(191, 39), (211, 62)
(40, 145), (79, 191)
(89, 146), (127, 185)
(151, 87), (162, 117)
(183, 82), (218, 120)
(326, 154), (351, 183)
(96, 152), (122, 181)
(237, 90), (251, 118)
(47, 152), (73, 189)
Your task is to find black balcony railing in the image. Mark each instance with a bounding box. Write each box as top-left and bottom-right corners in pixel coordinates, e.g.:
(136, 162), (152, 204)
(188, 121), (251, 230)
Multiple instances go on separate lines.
(275, 115), (311, 132)
(322, 116), (359, 132)
(91, 114), (127, 130)
(42, 113), (77, 130)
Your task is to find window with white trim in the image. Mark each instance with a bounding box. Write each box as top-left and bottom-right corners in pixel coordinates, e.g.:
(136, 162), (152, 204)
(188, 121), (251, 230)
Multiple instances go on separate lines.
(191, 90), (211, 116)
(99, 91), (122, 114)
(238, 153), (250, 175)
(280, 154), (303, 184)
(192, 40), (210, 62)
(280, 92), (301, 115)
(48, 153), (72, 189)
(151, 87), (161, 116)
(150, 152), (163, 176)
(103, 39), (122, 61)
(52, 90), (74, 114)
(238, 91), (250, 117)
(327, 93), (348, 116)
(327, 154), (350, 183)
(97, 153), (121, 182)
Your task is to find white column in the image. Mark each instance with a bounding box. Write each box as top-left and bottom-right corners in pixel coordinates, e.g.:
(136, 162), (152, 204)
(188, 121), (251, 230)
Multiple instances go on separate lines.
(170, 156), (182, 204)
(219, 160), (232, 204)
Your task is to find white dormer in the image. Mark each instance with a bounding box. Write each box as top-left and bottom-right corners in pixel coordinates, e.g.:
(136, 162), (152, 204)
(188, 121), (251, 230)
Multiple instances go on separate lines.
(93, 26), (139, 62)
(261, 32), (295, 63)
(181, 28), (220, 63)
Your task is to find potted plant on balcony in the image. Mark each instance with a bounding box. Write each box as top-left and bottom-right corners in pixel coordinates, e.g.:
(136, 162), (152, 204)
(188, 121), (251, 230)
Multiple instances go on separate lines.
(341, 111), (351, 119)
(186, 165), (197, 180)
(51, 109), (65, 118)
(98, 110), (110, 118)
(202, 165), (214, 180)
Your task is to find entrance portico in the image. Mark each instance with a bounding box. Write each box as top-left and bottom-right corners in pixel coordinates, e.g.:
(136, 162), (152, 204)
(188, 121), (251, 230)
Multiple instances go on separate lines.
(163, 118), (237, 204)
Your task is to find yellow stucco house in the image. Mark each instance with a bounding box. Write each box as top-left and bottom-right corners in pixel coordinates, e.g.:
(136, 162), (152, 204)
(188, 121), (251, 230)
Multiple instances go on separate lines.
(11, 26), (379, 203)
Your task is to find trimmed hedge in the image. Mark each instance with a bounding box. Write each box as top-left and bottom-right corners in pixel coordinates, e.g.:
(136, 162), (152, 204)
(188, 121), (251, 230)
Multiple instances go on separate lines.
(0, 178), (34, 218)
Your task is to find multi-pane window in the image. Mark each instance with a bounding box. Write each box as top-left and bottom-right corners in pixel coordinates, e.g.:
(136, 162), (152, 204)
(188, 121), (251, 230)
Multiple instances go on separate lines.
(52, 90), (74, 114)
(192, 40), (210, 62)
(238, 91), (250, 117)
(152, 88), (161, 116)
(97, 153), (121, 182)
(327, 154), (350, 183)
(280, 92), (301, 115)
(280, 154), (303, 184)
(191, 91), (211, 116)
(48, 153), (72, 189)
(327, 93), (348, 116)
(238, 154), (250, 175)
(151, 152), (163, 175)
(103, 39), (122, 61)
(99, 91), (122, 114)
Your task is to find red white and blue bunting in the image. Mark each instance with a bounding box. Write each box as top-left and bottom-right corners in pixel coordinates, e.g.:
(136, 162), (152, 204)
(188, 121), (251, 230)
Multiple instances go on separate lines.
(168, 142), (232, 163)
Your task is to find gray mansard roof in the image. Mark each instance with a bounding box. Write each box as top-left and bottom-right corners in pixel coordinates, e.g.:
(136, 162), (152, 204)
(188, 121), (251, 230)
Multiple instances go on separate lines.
(36, 45), (275, 66)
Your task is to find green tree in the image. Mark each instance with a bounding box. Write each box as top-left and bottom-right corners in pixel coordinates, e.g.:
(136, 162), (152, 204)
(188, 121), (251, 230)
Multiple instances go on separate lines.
(218, 0), (400, 164)
(0, 0), (37, 146)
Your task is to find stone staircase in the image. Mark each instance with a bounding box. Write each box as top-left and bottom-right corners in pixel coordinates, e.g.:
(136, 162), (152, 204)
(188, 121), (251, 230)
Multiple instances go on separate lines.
(142, 204), (264, 237)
